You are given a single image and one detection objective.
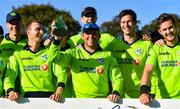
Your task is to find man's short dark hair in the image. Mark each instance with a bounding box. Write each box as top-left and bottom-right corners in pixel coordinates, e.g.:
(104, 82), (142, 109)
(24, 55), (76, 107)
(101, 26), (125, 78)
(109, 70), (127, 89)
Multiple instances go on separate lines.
(157, 13), (176, 28)
(119, 9), (137, 21)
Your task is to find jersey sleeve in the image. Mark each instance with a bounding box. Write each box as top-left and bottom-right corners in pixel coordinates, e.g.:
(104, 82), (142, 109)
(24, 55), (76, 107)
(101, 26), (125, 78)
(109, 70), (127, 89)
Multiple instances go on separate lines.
(67, 34), (84, 48)
(53, 63), (67, 86)
(109, 54), (123, 95)
(3, 54), (19, 92)
(145, 45), (159, 66)
(99, 33), (115, 50)
(48, 41), (60, 63)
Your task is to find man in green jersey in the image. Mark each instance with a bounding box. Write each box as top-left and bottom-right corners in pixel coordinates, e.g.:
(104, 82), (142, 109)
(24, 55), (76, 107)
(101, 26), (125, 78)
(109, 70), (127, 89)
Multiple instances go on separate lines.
(57, 23), (123, 102)
(0, 11), (27, 58)
(3, 21), (64, 101)
(0, 11), (27, 96)
(107, 9), (153, 98)
(67, 6), (115, 49)
(139, 13), (180, 105)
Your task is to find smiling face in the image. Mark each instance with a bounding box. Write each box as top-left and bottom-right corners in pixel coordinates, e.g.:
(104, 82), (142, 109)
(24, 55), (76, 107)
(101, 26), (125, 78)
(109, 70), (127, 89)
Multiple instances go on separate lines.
(158, 20), (177, 42)
(82, 29), (100, 49)
(120, 14), (136, 36)
(27, 22), (44, 43)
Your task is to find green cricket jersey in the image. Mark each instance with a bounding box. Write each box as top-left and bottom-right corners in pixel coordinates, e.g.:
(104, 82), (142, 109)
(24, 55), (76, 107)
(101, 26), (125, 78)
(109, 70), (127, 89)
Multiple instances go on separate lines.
(108, 38), (152, 98)
(0, 34), (27, 61)
(0, 51), (6, 96)
(58, 45), (123, 98)
(67, 33), (115, 49)
(3, 43), (62, 95)
(0, 34), (27, 96)
(146, 43), (180, 98)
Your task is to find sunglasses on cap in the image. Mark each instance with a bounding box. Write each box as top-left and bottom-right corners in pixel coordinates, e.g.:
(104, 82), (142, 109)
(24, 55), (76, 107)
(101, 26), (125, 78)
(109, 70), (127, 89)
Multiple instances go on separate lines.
(83, 23), (99, 30)
(83, 23), (100, 35)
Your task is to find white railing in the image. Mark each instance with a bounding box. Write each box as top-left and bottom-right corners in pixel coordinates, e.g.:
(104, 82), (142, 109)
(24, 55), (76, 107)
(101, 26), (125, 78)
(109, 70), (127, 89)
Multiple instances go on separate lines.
(0, 98), (180, 109)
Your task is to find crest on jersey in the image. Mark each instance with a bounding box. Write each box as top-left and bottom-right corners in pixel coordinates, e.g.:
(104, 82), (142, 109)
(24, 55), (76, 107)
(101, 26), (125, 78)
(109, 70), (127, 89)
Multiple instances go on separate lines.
(136, 48), (142, 55)
(41, 54), (48, 61)
(97, 58), (105, 64)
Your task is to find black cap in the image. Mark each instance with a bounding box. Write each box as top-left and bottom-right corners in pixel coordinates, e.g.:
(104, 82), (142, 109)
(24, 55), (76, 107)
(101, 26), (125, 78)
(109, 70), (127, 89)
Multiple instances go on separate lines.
(6, 11), (22, 22)
(81, 7), (97, 17)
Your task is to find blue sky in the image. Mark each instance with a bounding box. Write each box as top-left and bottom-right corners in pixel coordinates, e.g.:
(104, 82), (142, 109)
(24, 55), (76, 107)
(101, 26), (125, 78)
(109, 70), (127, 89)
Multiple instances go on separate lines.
(0, 0), (180, 33)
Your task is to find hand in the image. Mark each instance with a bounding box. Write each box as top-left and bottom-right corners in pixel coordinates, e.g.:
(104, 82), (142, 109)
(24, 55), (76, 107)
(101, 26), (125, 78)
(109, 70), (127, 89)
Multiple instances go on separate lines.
(49, 87), (63, 102)
(44, 38), (52, 46)
(107, 94), (120, 103)
(139, 93), (152, 105)
(154, 39), (165, 46)
(8, 91), (20, 101)
(142, 34), (151, 41)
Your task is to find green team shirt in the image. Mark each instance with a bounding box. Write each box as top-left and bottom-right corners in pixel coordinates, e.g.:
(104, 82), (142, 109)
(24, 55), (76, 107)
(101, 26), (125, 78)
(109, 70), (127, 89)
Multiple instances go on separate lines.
(0, 52), (6, 96)
(146, 43), (180, 98)
(0, 34), (27, 61)
(0, 34), (27, 96)
(108, 38), (152, 98)
(67, 33), (115, 49)
(3, 43), (62, 95)
(58, 45), (123, 98)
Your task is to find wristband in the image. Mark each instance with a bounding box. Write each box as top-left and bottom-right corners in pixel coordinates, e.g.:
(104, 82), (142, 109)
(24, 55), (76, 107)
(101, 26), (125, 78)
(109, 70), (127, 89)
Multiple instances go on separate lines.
(112, 90), (120, 96)
(58, 82), (65, 88)
(7, 88), (14, 95)
(140, 85), (150, 95)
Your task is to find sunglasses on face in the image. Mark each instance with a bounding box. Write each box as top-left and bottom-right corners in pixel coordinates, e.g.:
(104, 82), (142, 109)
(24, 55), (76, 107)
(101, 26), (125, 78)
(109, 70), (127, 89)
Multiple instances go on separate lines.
(84, 29), (100, 36)
(84, 13), (96, 18)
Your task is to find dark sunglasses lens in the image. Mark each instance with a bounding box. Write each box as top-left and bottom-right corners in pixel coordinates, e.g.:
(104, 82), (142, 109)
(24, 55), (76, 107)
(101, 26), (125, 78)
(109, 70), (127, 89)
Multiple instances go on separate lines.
(84, 13), (96, 18)
(84, 30), (99, 35)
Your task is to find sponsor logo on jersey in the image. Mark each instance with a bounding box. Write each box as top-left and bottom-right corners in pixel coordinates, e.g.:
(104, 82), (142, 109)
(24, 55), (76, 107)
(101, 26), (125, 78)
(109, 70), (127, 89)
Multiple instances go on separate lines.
(97, 67), (104, 74)
(136, 48), (142, 55)
(117, 58), (132, 64)
(24, 65), (40, 71)
(2, 48), (14, 55)
(161, 60), (179, 67)
(97, 58), (105, 64)
(159, 52), (170, 55)
(79, 59), (89, 61)
(79, 66), (96, 73)
(2, 48), (14, 51)
(41, 64), (48, 71)
(21, 57), (33, 60)
(115, 50), (126, 53)
(134, 58), (140, 65)
(41, 54), (48, 61)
